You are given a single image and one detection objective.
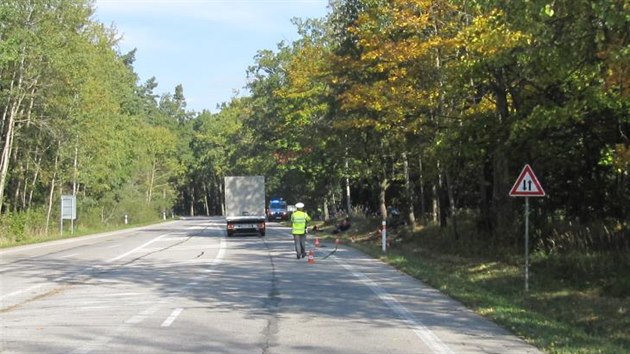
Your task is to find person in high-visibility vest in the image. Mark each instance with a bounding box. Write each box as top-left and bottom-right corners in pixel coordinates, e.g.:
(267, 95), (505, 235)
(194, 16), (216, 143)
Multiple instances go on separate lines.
(291, 202), (311, 259)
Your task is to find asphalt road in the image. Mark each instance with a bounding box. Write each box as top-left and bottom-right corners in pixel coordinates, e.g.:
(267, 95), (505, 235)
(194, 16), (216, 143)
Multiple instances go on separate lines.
(0, 217), (542, 353)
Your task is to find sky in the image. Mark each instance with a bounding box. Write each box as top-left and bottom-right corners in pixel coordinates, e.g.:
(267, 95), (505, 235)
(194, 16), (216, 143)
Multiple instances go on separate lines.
(93, 0), (330, 113)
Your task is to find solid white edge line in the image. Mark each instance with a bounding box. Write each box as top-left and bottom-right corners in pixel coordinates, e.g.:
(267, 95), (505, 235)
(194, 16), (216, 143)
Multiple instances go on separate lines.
(213, 237), (227, 266)
(334, 257), (454, 354)
(161, 308), (184, 327)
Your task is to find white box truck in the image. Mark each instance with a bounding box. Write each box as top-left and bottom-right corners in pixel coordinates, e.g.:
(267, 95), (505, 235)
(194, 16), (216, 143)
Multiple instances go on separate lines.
(224, 176), (266, 236)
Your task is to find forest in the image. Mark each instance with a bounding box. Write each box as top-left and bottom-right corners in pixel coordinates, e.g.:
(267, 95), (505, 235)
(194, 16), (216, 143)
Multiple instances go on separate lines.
(1, 0), (629, 264)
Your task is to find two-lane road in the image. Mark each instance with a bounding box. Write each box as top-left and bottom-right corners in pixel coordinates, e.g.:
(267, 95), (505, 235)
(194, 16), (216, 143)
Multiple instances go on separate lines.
(0, 217), (541, 353)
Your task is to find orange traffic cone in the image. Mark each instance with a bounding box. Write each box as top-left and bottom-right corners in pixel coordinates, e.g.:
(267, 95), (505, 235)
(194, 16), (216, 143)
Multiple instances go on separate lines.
(315, 237), (320, 248)
(307, 250), (315, 264)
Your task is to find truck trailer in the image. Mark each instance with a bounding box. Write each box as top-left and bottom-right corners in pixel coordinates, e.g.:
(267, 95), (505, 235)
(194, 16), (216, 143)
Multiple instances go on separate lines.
(224, 176), (266, 237)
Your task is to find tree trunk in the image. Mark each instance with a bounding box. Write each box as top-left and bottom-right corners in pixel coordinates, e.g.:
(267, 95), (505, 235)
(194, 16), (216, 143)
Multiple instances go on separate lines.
(73, 138), (78, 197)
(438, 170), (448, 228)
(203, 182), (210, 216)
(28, 151), (41, 209)
(379, 177), (388, 221)
(432, 182), (438, 223)
(214, 177), (221, 215)
(0, 31), (33, 214)
(219, 182), (225, 217)
(492, 148), (511, 240)
(345, 157), (351, 214)
(147, 159), (156, 204)
(478, 159), (493, 234)
(162, 188), (167, 219)
(189, 186), (195, 216)
(331, 191), (336, 214)
(418, 155), (426, 222)
(10, 125), (23, 212)
(378, 161), (390, 221)
(22, 161), (29, 210)
(446, 172), (459, 240)
(0, 98), (21, 214)
(13, 178), (21, 213)
(45, 144), (60, 236)
(402, 152), (416, 228)
(491, 71), (514, 240)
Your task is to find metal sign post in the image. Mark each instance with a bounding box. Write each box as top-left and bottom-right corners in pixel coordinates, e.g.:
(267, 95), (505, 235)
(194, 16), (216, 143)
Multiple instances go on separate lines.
(524, 197), (529, 291)
(509, 164), (545, 292)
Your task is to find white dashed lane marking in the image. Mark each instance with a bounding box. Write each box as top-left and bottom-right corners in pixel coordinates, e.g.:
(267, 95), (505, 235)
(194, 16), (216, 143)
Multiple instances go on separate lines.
(161, 308), (184, 327)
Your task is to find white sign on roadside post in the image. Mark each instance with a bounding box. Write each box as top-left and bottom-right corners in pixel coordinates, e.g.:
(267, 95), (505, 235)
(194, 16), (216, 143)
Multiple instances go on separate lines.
(60, 195), (76, 236)
(509, 164), (545, 292)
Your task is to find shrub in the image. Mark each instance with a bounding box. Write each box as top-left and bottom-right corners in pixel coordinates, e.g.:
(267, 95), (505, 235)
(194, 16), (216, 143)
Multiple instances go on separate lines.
(0, 211), (27, 243)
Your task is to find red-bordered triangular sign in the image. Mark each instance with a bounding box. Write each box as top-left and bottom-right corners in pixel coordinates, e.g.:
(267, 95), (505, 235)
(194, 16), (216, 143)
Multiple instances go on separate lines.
(509, 164), (545, 197)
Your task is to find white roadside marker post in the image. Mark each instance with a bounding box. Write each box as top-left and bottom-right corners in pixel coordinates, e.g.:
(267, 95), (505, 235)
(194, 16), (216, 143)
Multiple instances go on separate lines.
(382, 220), (387, 253)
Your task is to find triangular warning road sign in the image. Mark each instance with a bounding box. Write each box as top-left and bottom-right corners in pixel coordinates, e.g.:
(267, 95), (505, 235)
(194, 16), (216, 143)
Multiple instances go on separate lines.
(509, 164), (546, 197)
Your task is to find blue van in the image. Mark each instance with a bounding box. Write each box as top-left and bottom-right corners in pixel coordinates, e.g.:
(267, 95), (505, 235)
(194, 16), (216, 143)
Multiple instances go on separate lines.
(267, 199), (289, 221)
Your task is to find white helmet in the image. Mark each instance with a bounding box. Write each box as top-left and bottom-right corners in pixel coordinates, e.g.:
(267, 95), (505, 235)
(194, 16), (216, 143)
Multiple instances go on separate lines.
(295, 202), (304, 208)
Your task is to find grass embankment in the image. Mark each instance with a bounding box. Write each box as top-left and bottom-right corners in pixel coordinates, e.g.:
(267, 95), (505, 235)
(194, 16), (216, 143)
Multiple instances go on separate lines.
(314, 217), (629, 354)
(0, 218), (169, 249)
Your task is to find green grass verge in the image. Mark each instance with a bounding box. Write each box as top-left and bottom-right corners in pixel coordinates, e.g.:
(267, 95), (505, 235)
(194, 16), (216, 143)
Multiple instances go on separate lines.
(0, 217), (172, 249)
(315, 218), (629, 354)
